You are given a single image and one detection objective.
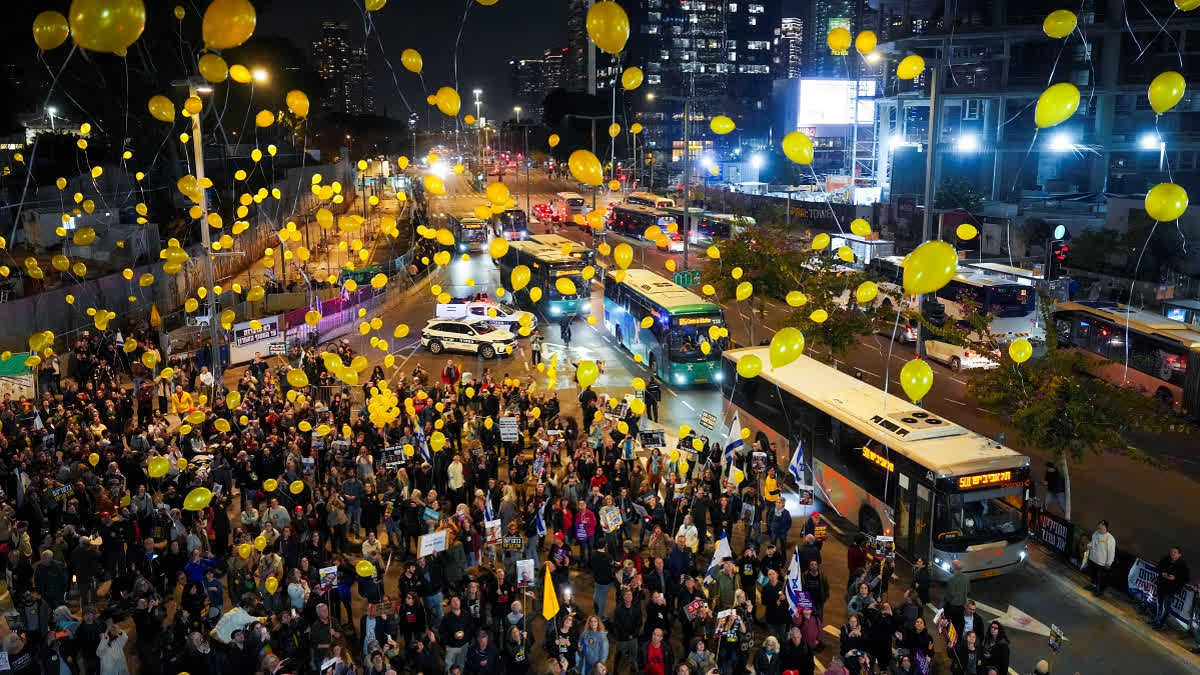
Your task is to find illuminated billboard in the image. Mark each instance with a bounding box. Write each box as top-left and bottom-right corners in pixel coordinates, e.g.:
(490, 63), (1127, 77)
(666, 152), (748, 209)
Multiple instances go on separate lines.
(797, 79), (876, 126)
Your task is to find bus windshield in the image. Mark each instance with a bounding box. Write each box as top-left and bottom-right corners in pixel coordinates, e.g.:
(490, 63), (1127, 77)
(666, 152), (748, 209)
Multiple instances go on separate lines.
(547, 270), (584, 300)
(460, 226), (487, 242)
(668, 315), (726, 362)
(934, 486), (1024, 549)
(986, 285), (1034, 317)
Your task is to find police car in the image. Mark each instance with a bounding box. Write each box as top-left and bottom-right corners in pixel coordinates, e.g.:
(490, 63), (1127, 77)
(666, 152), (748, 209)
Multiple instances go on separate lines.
(421, 317), (517, 359)
(434, 300), (537, 333)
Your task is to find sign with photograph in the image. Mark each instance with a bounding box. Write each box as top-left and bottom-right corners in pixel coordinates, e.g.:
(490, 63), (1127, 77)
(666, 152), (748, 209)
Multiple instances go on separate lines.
(600, 505), (622, 533)
(381, 445), (406, 470)
(499, 417), (520, 442)
(316, 565), (338, 593)
(516, 559), (536, 587)
(699, 411), (717, 430)
(418, 530), (448, 558)
(485, 519), (502, 545)
(639, 430), (665, 448)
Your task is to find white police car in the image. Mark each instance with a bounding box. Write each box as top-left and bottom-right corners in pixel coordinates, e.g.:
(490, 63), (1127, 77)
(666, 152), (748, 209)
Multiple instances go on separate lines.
(434, 300), (537, 333)
(421, 317), (517, 359)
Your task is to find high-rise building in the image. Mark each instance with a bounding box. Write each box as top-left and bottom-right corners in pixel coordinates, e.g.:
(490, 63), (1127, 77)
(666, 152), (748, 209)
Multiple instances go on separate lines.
(628, 0), (781, 166)
(313, 21), (375, 116)
(565, 0), (592, 93)
(777, 17), (804, 79)
(511, 48), (568, 122)
(807, 0), (857, 78)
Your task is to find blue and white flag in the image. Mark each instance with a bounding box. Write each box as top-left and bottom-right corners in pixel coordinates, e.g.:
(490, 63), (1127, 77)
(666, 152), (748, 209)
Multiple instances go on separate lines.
(484, 493), (495, 522)
(415, 426), (431, 463)
(722, 413), (743, 470)
(535, 500), (548, 537)
(785, 545), (813, 615)
(788, 439), (806, 485)
(705, 535), (733, 583)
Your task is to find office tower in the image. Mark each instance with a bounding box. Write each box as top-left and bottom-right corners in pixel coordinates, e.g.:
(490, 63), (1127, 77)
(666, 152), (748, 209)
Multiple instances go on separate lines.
(313, 21), (375, 116)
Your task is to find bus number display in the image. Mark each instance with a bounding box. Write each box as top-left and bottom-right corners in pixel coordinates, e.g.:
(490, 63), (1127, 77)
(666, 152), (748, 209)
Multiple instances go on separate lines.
(677, 316), (713, 326)
(862, 447), (894, 472)
(958, 471), (1013, 490)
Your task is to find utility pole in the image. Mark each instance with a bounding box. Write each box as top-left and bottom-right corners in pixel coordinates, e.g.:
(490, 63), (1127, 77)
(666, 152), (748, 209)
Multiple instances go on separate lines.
(917, 61), (944, 360)
(659, 94), (718, 272)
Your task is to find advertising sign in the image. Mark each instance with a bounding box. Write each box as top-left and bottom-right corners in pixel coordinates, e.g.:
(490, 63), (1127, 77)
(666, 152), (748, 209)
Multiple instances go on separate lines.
(229, 315), (284, 364)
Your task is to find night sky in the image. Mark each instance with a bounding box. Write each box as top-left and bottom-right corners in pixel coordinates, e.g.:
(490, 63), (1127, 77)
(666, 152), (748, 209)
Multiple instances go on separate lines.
(259, 0), (568, 124)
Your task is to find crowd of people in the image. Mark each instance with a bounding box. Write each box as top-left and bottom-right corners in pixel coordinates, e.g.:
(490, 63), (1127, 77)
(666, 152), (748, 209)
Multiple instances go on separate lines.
(0, 320), (1039, 675)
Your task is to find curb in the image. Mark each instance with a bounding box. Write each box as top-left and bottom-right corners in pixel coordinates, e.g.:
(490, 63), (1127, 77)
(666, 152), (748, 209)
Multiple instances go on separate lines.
(1024, 553), (1200, 672)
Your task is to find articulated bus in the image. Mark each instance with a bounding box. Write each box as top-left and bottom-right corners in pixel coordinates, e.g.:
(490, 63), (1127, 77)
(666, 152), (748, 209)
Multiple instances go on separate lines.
(603, 268), (728, 386)
(869, 256), (1042, 341)
(721, 347), (1031, 580)
(529, 233), (597, 268)
(497, 240), (590, 320)
(1052, 301), (1200, 415)
(625, 191), (676, 209)
(608, 204), (678, 239)
(447, 214), (489, 252)
(661, 208), (753, 244)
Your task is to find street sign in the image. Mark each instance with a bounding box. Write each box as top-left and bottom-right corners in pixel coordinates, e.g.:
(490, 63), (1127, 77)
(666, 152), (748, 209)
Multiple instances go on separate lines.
(673, 269), (701, 287)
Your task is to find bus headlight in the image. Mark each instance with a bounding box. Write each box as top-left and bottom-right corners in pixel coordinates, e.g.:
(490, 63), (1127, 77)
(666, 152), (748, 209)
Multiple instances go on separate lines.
(1019, 550), (1027, 561)
(674, 374), (686, 385)
(550, 306), (562, 316)
(458, 244), (466, 252)
(714, 371), (725, 382)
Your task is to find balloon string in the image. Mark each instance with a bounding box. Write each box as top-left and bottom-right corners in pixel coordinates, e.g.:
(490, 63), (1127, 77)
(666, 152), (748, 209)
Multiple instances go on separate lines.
(1133, 4), (1182, 67)
(806, 165), (845, 234)
(362, 10), (415, 115)
(9, 45), (77, 247)
(1007, 128), (1038, 199)
(1071, 0), (1098, 111)
(1153, 116), (1186, 258)
(1123, 219), (1158, 386)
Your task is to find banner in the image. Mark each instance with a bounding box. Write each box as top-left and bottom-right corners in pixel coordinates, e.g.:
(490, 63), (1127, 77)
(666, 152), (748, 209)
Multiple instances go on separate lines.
(229, 315), (284, 365)
(1127, 558), (1198, 629)
(418, 530), (448, 558)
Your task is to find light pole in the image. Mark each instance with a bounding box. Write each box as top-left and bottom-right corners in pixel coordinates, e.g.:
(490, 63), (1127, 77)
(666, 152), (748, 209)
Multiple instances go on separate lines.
(658, 94), (718, 272)
(473, 89), (483, 170)
(46, 106), (58, 131)
(172, 78), (222, 382)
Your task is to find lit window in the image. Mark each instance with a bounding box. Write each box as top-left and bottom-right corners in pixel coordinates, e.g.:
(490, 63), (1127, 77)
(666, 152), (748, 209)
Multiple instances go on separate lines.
(748, 16), (756, 25)
(729, 2), (737, 10)
(748, 3), (764, 13)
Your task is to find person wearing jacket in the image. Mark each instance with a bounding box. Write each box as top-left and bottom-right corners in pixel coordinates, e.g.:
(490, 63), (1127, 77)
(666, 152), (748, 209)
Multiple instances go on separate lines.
(1152, 546), (1190, 629)
(781, 625), (815, 675)
(465, 629), (503, 675)
(980, 621), (1010, 674)
(839, 613), (870, 657)
(951, 630), (985, 675)
(610, 588), (641, 674)
(687, 638), (718, 675)
(753, 635), (784, 675)
(801, 559), (832, 622)
(898, 616), (935, 662)
(503, 625), (535, 675)
(578, 615), (609, 675)
(766, 500), (792, 547)
(1085, 519), (1117, 596)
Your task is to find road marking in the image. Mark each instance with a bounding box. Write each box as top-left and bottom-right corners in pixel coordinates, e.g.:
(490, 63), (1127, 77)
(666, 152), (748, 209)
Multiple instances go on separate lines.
(946, 399), (967, 406)
(681, 400), (695, 411)
(950, 377), (968, 385)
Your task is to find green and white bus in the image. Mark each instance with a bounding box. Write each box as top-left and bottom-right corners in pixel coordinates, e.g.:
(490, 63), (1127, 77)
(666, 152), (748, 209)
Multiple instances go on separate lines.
(603, 268), (728, 386)
(497, 240), (590, 320)
(529, 233), (597, 268)
(448, 214), (489, 252)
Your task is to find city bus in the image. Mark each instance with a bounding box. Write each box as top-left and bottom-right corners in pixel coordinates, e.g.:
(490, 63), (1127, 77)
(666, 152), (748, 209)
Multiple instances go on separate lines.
(608, 204), (678, 239)
(603, 268), (728, 386)
(662, 208), (752, 244)
(554, 192), (587, 224)
(625, 191), (676, 209)
(869, 256), (1043, 341)
(493, 208), (529, 241)
(721, 347), (1031, 580)
(1052, 301), (1200, 414)
(497, 240), (590, 319)
(529, 233), (597, 268)
(448, 214), (489, 252)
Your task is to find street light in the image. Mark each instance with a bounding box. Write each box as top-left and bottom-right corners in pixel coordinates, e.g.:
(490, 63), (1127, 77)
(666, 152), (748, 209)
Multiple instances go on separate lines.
(750, 153), (765, 170)
(46, 106), (57, 131)
(252, 68), (269, 84)
(1048, 131), (1073, 152)
(1138, 131), (1161, 150)
(955, 133), (979, 153)
(646, 92), (656, 101)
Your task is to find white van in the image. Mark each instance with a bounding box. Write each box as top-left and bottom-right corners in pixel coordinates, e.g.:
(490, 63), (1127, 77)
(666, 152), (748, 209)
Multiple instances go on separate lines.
(435, 301), (537, 333)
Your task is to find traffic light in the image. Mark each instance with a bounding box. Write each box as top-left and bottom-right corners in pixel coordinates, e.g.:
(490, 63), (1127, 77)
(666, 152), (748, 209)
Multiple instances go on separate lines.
(1047, 240), (1069, 279)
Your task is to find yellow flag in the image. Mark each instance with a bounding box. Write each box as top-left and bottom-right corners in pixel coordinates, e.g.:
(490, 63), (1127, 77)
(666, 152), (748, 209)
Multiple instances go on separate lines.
(149, 303), (161, 328)
(541, 564), (560, 621)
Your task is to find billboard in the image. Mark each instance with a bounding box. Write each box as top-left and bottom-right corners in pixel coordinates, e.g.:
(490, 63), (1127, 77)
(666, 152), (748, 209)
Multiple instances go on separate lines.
(798, 79), (876, 126)
(230, 315), (284, 364)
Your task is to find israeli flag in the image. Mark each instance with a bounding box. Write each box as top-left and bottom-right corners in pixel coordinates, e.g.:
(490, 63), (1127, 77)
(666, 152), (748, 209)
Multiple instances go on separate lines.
(788, 440), (806, 485)
(705, 535), (733, 583)
(415, 426), (431, 463)
(722, 413), (743, 469)
(484, 493), (495, 522)
(535, 500), (547, 537)
(785, 545), (804, 615)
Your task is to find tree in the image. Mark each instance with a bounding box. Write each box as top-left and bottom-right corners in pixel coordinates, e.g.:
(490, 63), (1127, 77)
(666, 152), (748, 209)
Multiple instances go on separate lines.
(934, 177), (984, 213)
(965, 299), (1183, 518)
(703, 224), (876, 359)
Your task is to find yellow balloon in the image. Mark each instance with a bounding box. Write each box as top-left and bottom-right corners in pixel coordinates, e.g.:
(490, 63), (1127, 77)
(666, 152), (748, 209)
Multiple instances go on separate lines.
(548, 133), (560, 148)
(356, 560), (377, 577)
(576, 360), (600, 387)
(424, 174), (446, 196)
(1148, 71), (1186, 115)
(69, 0), (146, 56)
(782, 131), (814, 165)
(586, 0), (630, 55)
(903, 240), (958, 295)
(511, 264), (532, 291)
(253, 535), (267, 551)
(287, 369), (309, 388)
(631, 123), (643, 134)
(286, 90), (310, 118)
(51, 254), (70, 272)
(487, 181), (511, 204)
(265, 576), (279, 594)
(401, 48), (423, 74)
(735, 281), (753, 302)
(702, 284), (716, 296)
(899, 358), (934, 402)
(290, 480), (304, 494)
(608, 123), (621, 138)
(614, 242), (634, 269)
(809, 309), (829, 323)
(1035, 82), (1080, 128)
(710, 115), (735, 135)
(555, 277), (578, 296)
(850, 218), (872, 237)
(202, 0), (257, 50)
(148, 94), (176, 123)
(198, 53), (228, 83)
(826, 27), (851, 53)
(897, 54), (926, 80)
(1145, 182), (1189, 222)
(183, 487), (213, 511)
(769, 327), (805, 369)
(1042, 10), (1077, 39)
(148, 456), (169, 478)
(529, 287), (543, 302)
(621, 66), (643, 90)
(435, 86), (461, 116)
(855, 281), (879, 304)
(229, 64), (252, 83)
(569, 149), (604, 186)
(1009, 338), (1034, 364)
(855, 30), (877, 54)
(837, 246), (855, 263)
(33, 11), (71, 51)
(736, 354), (762, 379)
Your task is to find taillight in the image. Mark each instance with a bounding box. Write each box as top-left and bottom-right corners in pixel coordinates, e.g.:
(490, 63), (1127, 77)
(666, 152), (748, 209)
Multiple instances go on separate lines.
(965, 350), (975, 358)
